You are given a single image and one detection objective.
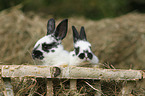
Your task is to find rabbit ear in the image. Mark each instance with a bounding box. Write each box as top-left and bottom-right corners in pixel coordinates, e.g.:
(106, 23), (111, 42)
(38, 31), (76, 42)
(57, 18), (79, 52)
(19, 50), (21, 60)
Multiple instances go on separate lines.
(47, 18), (55, 35)
(72, 26), (80, 43)
(54, 19), (68, 40)
(80, 26), (87, 41)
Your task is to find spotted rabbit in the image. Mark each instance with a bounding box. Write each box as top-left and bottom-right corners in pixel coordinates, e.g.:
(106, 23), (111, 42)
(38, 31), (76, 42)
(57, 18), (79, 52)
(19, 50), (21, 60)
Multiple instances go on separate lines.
(32, 18), (69, 66)
(69, 26), (99, 67)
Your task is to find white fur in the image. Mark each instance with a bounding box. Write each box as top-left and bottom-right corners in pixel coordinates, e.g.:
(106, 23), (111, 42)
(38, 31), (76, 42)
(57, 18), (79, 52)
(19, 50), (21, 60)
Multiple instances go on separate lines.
(34, 35), (57, 48)
(42, 45), (69, 66)
(33, 35), (69, 66)
(69, 51), (83, 66)
(74, 40), (91, 53)
(69, 40), (99, 66)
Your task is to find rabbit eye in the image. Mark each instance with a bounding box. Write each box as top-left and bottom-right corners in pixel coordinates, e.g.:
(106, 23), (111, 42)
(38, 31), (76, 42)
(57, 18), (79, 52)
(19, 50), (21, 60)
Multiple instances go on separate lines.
(42, 42), (57, 52)
(42, 44), (50, 52)
(78, 53), (85, 59)
(87, 53), (93, 59)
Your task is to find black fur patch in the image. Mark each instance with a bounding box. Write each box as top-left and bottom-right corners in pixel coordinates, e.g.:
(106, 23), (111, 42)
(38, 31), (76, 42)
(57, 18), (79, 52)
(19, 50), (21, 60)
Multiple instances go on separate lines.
(75, 47), (79, 55)
(79, 53), (85, 59)
(42, 42), (58, 52)
(51, 50), (55, 52)
(84, 50), (89, 53)
(88, 53), (93, 59)
(32, 50), (44, 60)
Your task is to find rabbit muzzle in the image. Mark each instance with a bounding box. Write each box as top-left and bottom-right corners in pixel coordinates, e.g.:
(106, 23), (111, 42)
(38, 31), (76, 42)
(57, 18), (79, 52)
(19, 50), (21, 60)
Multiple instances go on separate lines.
(78, 51), (93, 60)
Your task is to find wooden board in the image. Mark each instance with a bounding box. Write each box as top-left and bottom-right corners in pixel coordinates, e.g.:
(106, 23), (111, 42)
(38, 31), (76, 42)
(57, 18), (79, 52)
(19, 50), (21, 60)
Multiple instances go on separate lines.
(1, 65), (144, 80)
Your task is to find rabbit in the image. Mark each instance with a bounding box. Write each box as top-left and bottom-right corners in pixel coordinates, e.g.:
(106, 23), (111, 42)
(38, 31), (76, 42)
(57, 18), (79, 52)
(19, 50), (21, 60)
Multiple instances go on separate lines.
(32, 18), (69, 67)
(69, 26), (99, 67)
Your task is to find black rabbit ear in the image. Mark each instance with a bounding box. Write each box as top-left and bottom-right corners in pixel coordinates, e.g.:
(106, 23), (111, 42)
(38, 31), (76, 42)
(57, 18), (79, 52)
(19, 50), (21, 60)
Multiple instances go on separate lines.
(72, 26), (80, 43)
(47, 18), (55, 35)
(80, 26), (87, 41)
(54, 19), (68, 40)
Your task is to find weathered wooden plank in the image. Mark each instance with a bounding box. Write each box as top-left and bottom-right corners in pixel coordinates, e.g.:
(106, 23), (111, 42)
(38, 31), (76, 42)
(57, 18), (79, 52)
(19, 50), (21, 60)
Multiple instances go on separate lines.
(1, 65), (144, 80)
(70, 79), (78, 95)
(2, 65), (51, 78)
(0, 66), (6, 96)
(46, 79), (53, 96)
(70, 79), (77, 91)
(59, 67), (143, 80)
(3, 78), (14, 96)
(70, 79), (77, 90)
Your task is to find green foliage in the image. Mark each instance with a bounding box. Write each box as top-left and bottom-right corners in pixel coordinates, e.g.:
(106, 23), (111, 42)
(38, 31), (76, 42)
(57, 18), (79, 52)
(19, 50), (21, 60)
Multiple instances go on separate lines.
(0, 0), (21, 10)
(0, 0), (145, 20)
(39, 0), (130, 19)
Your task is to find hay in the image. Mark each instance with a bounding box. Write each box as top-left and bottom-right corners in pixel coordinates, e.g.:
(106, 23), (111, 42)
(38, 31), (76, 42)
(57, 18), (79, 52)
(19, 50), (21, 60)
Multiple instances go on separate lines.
(0, 6), (145, 95)
(0, 6), (145, 70)
(0, 5), (46, 65)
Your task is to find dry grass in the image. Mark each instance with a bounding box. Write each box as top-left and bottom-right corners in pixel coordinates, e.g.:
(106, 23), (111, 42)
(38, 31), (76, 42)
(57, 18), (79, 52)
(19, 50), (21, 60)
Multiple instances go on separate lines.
(0, 6), (145, 70)
(0, 5), (145, 95)
(0, 5), (46, 65)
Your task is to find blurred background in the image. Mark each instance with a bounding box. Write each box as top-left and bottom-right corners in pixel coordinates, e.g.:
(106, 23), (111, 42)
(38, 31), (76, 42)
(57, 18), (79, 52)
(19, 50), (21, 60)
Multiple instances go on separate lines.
(0, 0), (145, 70)
(0, 0), (145, 20)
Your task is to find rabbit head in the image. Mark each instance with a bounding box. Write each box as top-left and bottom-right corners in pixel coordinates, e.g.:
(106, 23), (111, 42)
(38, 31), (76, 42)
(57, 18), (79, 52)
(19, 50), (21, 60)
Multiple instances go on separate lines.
(69, 26), (99, 66)
(32, 18), (69, 66)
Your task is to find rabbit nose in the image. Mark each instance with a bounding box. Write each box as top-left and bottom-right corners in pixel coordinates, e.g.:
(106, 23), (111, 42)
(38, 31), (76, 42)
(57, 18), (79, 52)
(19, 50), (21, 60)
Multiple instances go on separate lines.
(32, 50), (44, 60)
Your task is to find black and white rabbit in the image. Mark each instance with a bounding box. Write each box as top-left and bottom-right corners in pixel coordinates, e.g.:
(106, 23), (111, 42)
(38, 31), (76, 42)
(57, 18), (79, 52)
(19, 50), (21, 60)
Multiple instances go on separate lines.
(69, 26), (99, 67)
(32, 18), (69, 66)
